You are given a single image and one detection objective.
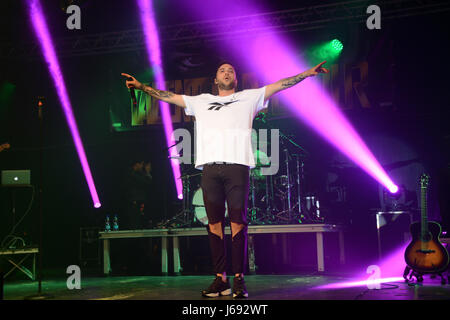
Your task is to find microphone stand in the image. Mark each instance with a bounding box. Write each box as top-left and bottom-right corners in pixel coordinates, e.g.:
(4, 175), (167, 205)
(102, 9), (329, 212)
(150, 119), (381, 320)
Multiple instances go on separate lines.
(293, 154), (304, 222)
(279, 132), (308, 157)
(284, 148), (292, 222)
(25, 97), (52, 300)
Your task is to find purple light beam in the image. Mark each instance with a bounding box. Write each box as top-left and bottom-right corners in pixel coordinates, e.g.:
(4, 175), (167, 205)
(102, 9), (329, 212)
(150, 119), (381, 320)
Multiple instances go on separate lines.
(181, 0), (397, 193)
(137, 0), (183, 199)
(315, 243), (409, 290)
(246, 33), (398, 193)
(28, 0), (101, 208)
(315, 276), (405, 290)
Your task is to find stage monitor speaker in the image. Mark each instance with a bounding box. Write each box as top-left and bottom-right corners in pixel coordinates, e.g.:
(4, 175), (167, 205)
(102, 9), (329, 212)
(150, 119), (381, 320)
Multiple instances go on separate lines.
(79, 227), (101, 268)
(374, 211), (413, 261)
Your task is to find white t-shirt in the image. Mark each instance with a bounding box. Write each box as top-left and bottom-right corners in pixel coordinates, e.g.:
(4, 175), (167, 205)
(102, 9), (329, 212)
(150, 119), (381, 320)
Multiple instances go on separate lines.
(182, 87), (268, 169)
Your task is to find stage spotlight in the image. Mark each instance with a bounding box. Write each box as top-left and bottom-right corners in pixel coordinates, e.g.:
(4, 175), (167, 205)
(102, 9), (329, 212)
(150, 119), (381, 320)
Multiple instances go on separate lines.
(389, 185), (399, 194)
(27, 0), (101, 208)
(313, 39), (343, 61)
(137, 0), (184, 200)
(305, 39), (344, 63)
(330, 39), (343, 52)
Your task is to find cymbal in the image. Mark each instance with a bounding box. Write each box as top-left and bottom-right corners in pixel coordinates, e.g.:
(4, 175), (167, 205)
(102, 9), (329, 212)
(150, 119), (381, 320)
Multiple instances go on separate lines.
(169, 155), (196, 162)
(179, 172), (202, 179)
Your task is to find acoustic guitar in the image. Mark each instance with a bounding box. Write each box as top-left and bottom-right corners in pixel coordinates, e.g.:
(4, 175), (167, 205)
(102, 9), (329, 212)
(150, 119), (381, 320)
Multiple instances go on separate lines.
(404, 173), (449, 274)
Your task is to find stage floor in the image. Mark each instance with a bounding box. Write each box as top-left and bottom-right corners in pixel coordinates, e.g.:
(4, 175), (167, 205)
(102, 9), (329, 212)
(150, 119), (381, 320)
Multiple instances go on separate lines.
(3, 273), (450, 300)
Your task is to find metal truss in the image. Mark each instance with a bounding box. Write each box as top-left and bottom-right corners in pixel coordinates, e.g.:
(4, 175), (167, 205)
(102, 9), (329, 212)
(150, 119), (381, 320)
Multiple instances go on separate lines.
(2, 0), (449, 59)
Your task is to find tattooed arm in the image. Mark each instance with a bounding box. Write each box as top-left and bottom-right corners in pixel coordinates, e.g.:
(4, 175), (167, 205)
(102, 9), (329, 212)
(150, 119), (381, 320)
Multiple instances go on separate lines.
(121, 73), (186, 108)
(264, 61), (328, 101)
(138, 84), (186, 107)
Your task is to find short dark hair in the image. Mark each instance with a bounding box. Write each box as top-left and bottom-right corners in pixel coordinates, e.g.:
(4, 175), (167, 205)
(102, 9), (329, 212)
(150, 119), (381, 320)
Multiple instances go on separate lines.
(216, 61), (235, 73)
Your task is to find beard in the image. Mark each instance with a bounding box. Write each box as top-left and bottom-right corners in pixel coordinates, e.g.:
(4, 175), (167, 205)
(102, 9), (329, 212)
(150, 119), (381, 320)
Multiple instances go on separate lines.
(217, 80), (236, 91)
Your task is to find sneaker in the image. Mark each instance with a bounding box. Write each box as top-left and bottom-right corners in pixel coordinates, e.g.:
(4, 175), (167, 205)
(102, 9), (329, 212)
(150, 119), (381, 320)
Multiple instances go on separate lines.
(233, 275), (248, 298)
(201, 276), (231, 297)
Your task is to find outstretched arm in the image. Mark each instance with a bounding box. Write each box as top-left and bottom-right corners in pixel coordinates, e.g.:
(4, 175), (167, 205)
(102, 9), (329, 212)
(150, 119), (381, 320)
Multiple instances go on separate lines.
(264, 61), (329, 101)
(121, 73), (186, 108)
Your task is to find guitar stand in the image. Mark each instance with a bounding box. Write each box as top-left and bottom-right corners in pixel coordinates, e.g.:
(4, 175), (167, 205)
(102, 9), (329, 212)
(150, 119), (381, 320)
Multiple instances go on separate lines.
(403, 266), (447, 285)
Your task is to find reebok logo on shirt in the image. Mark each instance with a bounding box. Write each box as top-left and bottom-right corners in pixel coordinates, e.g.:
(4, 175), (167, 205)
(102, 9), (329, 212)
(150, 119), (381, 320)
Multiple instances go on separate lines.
(208, 100), (240, 111)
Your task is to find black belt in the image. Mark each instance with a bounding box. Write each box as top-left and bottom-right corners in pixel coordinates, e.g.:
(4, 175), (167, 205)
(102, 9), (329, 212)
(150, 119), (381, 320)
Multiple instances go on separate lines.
(205, 162), (235, 165)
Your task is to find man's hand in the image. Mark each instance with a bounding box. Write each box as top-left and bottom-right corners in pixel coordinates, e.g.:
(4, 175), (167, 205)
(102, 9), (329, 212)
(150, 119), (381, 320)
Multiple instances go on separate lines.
(304, 61), (329, 77)
(264, 61), (329, 101)
(121, 72), (186, 108)
(121, 73), (144, 90)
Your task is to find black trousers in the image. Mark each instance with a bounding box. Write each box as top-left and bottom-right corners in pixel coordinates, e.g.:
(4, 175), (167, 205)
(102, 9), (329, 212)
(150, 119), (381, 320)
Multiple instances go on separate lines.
(201, 163), (250, 274)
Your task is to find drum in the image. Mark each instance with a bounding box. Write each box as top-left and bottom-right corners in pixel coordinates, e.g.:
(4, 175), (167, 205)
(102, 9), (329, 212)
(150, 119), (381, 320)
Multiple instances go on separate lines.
(192, 188), (228, 225)
(275, 175), (289, 187)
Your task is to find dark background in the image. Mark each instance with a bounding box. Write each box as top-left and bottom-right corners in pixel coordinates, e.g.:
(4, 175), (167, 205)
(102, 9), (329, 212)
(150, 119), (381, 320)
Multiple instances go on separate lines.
(0, 0), (449, 275)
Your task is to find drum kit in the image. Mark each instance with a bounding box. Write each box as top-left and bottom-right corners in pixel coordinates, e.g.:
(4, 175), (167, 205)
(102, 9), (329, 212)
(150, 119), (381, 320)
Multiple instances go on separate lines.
(246, 147), (323, 225)
(159, 117), (325, 228)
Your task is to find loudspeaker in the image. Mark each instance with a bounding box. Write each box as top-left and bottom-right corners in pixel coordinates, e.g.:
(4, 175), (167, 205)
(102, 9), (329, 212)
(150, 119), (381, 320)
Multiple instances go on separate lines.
(79, 227), (101, 268)
(374, 211), (413, 260)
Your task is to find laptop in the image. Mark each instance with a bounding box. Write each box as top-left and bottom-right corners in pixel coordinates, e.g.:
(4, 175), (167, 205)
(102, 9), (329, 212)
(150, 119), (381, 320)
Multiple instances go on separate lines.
(1, 170), (31, 186)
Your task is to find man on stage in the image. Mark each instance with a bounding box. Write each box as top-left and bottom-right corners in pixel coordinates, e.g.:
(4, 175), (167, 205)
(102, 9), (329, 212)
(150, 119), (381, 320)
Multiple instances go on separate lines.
(122, 60), (328, 298)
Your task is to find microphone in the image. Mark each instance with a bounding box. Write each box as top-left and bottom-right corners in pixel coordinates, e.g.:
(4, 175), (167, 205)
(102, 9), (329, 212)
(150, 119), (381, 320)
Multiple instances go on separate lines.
(128, 77), (137, 106)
